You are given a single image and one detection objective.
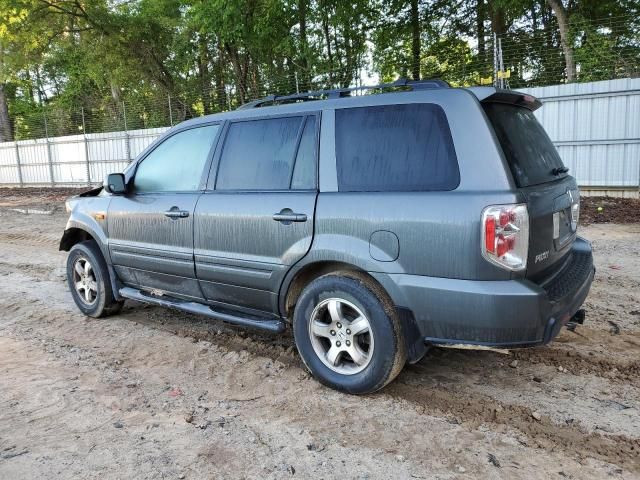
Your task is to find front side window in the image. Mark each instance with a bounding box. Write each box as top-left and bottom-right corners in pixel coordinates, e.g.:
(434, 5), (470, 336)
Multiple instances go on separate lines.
(215, 116), (305, 190)
(335, 104), (459, 192)
(134, 125), (219, 193)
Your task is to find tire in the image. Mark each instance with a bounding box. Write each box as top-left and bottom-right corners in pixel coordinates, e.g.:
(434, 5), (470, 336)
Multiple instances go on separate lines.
(66, 240), (123, 318)
(293, 273), (406, 394)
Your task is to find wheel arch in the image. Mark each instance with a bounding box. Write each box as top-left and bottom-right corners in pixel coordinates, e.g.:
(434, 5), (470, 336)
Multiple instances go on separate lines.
(59, 227), (96, 252)
(281, 261), (427, 364)
(60, 223), (123, 302)
(281, 261), (406, 329)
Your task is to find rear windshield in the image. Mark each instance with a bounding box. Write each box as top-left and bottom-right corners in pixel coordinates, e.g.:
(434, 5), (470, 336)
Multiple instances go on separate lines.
(483, 103), (567, 187)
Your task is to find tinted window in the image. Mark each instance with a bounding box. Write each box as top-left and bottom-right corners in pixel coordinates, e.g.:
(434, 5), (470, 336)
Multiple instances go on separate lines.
(483, 103), (566, 187)
(216, 117), (303, 190)
(335, 104), (459, 192)
(134, 125), (219, 192)
(291, 117), (317, 189)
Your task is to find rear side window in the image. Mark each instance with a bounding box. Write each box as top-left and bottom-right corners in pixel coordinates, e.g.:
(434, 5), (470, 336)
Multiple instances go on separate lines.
(483, 103), (566, 187)
(335, 104), (459, 192)
(291, 117), (317, 189)
(216, 116), (303, 190)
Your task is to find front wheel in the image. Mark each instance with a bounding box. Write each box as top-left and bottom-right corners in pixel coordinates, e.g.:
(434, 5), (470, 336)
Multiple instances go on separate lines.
(293, 273), (406, 394)
(66, 240), (123, 318)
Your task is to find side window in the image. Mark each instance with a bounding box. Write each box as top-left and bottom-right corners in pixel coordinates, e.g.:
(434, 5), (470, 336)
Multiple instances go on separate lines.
(134, 125), (219, 193)
(335, 104), (459, 192)
(216, 117), (303, 190)
(291, 116), (317, 189)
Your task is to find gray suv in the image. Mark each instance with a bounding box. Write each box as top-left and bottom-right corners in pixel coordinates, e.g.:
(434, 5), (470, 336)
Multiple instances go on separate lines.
(61, 80), (594, 394)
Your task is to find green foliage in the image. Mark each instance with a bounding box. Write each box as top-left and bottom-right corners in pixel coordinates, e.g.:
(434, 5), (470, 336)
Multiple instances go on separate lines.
(0, 0), (638, 140)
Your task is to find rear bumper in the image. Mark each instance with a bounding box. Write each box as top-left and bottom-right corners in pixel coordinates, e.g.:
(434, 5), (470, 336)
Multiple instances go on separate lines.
(378, 237), (594, 348)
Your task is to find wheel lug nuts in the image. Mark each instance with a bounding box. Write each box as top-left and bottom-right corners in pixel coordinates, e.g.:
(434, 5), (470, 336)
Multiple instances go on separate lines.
(337, 322), (342, 329)
(346, 340), (351, 346)
(336, 341), (341, 347)
(346, 329), (351, 335)
(330, 330), (336, 336)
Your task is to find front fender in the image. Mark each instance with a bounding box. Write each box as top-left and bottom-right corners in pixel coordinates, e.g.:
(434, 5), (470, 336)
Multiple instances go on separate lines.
(60, 195), (112, 262)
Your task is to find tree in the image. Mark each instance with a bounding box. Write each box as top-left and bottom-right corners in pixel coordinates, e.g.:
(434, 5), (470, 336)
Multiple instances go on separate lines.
(0, 0), (638, 140)
(546, 0), (576, 81)
(0, 45), (13, 141)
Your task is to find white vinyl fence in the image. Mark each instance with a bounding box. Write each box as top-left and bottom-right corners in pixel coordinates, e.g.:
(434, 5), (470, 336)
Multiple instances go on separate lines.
(521, 78), (640, 197)
(0, 127), (167, 187)
(1, 78), (639, 196)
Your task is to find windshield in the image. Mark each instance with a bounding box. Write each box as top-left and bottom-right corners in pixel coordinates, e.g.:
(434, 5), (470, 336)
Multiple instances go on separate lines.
(483, 103), (567, 187)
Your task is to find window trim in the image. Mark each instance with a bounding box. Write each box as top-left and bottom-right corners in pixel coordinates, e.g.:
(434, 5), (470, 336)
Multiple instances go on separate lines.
(129, 121), (223, 195)
(206, 112), (320, 192)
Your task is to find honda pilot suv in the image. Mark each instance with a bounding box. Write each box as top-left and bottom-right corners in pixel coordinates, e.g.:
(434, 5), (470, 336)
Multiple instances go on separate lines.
(61, 80), (594, 394)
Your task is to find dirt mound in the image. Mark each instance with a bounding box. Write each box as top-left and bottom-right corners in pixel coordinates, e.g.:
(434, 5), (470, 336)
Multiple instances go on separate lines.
(581, 196), (640, 225)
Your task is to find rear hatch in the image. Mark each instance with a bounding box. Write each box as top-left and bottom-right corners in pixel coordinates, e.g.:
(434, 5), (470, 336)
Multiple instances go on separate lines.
(482, 96), (579, 280)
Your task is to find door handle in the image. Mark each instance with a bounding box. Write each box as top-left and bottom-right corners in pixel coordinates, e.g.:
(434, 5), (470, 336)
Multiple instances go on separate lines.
(164, 208), (190, 218)
(273, 209), (307, 225)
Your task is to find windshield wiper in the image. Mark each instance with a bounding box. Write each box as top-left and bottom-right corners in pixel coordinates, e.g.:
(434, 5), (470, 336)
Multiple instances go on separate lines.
(552, 166), (569, 176)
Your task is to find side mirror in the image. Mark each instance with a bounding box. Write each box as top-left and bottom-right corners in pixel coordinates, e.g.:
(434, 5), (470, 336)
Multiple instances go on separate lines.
(105, 173), (127, 194)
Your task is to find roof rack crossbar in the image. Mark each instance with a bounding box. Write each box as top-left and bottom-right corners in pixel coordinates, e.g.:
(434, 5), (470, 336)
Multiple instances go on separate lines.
(237, 78), (450, 110)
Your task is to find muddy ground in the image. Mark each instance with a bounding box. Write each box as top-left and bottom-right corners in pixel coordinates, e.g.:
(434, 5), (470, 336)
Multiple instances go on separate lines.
(0, 189), (639, 480)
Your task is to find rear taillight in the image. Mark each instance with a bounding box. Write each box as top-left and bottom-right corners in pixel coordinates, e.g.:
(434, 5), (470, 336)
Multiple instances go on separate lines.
(571, 198), (580, 231)
(482, 204), (529, 271)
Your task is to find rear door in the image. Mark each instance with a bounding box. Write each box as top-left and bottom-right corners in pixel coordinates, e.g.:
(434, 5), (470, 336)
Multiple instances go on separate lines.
(194, 113), (319, 315)
(108, 123), (221, 300)
(483, 102), (579, 279)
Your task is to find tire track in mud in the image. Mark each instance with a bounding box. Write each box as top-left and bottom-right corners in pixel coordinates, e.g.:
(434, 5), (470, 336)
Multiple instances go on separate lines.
(123, 305), (300, 367)
(0, 261), (63, 281)
(513, 344), (640, 383)
(0, 231), (60, 247)
(386, 375), (640, 472)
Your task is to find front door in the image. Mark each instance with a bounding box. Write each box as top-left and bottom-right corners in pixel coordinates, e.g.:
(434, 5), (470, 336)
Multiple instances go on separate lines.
(108, 123), (221, 300)
(194, 114), (319, 315)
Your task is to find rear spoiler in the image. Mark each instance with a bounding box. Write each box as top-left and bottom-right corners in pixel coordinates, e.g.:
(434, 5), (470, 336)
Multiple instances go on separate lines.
(465, 87), (542, 111)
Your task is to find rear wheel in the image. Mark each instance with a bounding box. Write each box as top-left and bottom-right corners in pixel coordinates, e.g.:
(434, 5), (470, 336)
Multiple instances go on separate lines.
(293, 273), (406, 394)
(66, 241), (123, 317)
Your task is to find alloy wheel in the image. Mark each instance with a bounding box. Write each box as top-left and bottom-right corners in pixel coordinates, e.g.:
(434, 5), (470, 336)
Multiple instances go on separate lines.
(73, 257), (98, 305)
(308, 298), (374, 375)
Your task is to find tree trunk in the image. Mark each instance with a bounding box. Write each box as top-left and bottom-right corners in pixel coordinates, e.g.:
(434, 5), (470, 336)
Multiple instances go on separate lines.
(546, 0), (576, 82)
(476, 0), (486, 69)
(225, 44), (248, 104)
(298, 0), (310, 88)
(0, 84), (13, 142)
(197, 34), (213, 114)
(321, 4), (334, 85)
(490, 2), (505, 35)
(410, 0), (420, 80)
(215, 41), (227, 112)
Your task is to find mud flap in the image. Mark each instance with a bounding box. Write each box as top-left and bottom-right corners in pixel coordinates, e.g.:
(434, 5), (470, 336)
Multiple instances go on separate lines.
(396, 307), (429, 364)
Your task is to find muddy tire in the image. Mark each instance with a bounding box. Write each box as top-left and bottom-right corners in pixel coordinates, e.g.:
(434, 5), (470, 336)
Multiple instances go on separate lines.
(66, 240), (123, 318)
(293, 273), (406, 394)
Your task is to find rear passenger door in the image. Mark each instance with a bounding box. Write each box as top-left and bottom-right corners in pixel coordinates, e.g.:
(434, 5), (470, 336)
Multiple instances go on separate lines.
(194, 113), (319, 315)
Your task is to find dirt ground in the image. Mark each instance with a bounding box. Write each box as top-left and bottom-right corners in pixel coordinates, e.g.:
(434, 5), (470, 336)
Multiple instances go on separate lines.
(1, 190), (639, 480)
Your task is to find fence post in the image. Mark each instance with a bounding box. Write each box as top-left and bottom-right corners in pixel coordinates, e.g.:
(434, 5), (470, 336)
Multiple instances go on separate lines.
(14, 141), (23, 187)
(168, 94), (173, 126)
(43, 112), (55, 186)
(81, 107), (91, 186)
(123, 101), (131, 162)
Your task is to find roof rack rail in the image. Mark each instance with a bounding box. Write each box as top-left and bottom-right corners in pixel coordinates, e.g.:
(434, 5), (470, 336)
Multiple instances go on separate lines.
(237, 78), (450, 110)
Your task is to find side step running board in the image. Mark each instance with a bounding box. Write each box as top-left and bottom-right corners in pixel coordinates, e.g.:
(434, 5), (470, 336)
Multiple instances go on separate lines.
(119, 287), (286, 333)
